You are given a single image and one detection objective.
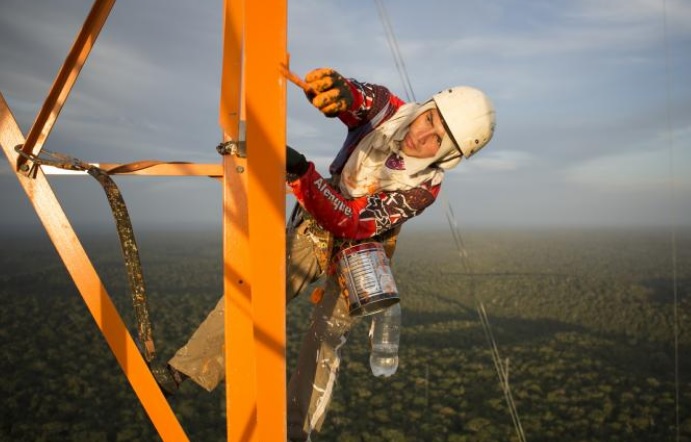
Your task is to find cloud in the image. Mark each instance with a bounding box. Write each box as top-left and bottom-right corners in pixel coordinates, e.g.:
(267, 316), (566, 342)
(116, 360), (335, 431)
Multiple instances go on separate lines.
(472, 150), (535, 172)
(2, 1), (690, 229)
(568, 0), (691, 33)
(564, 150), (672, 191)
(447, 150), (535, 175)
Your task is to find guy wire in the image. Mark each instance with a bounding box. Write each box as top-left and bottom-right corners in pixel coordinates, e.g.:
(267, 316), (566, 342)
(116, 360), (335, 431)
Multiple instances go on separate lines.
(373, 2), (525, 438)
(373, 0), (416, 102)
(661, 0), (680, 439)
(442, 193), (527, 442)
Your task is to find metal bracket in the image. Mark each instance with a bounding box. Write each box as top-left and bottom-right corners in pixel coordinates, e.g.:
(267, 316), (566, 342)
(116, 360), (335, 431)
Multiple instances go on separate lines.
(216, 121), (247, 157)
(14, 144), (40, 178)
(216, 139), (247, 157)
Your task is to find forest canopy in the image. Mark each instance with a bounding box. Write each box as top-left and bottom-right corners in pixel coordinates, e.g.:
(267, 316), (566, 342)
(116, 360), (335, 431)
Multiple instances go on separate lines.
(1, 228), (689, 441)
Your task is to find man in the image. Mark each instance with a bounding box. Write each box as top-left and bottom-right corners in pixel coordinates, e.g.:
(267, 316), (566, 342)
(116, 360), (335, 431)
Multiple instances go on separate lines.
(283, 68), (495, 440)
(157, 68), (496, 440)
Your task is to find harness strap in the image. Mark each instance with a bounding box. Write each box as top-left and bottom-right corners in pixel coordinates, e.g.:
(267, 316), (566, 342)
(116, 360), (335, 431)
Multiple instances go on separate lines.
(16, 147), (157, 362)
(104, 160), (191, 174)
(288, 171), (402, 275)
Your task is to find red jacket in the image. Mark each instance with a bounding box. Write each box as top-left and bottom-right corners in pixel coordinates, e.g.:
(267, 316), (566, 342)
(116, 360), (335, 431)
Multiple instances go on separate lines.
(289, 78), (441, 240)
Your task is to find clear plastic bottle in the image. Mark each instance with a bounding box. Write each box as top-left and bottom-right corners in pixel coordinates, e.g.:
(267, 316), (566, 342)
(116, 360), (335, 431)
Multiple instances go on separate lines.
(369, 303), (401, 377)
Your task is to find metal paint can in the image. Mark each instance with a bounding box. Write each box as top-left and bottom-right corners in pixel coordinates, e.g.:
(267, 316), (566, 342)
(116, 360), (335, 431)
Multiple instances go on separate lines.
(335, 242), (399, 317)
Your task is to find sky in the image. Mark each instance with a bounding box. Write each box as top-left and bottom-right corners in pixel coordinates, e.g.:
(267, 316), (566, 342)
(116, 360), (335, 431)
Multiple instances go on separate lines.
(1, 0), (690, 234)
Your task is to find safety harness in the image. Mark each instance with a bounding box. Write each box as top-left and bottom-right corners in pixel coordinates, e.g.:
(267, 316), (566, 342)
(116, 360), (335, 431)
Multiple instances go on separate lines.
(288, 171), (401, 272)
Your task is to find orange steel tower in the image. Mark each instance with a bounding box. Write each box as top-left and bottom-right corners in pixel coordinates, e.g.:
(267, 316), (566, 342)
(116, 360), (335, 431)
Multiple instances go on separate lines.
(0, 0), (288, 440)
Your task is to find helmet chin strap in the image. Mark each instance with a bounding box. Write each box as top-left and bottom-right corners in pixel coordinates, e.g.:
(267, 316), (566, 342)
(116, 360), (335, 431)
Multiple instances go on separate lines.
(434, 151), (463, 167)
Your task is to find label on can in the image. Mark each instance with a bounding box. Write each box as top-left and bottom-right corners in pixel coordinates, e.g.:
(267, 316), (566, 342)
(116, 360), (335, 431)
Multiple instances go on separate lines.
(336, 242), (399, 316)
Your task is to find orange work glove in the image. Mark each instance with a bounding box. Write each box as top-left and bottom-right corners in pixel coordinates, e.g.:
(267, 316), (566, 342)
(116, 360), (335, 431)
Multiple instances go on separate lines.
(304, 68), (354, 117)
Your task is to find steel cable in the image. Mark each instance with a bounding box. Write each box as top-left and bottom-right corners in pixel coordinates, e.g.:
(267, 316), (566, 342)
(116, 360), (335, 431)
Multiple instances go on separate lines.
(372, 2), (527, 439)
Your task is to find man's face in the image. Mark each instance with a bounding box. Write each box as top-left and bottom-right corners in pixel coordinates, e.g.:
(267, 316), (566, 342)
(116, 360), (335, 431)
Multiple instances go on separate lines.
(401, 108), (447, 159)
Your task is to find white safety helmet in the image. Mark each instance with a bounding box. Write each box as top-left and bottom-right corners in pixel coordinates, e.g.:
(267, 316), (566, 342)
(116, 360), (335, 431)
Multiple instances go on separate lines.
(433, 86), (496, 159)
